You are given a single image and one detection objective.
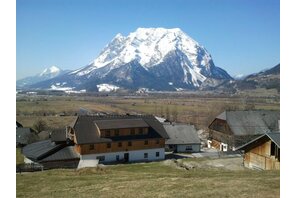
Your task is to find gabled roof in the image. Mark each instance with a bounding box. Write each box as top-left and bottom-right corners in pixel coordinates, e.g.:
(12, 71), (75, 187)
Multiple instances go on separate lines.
(40, 146), (79, 162)
(22, 140), (65, 161)
(16, 121), (23, 128)
(235, 132), (280, 151)
(212, 110), (279, 136)
(16, 128), (38, 145)
(164, 123), (201, 145)
(51, 128), (67, 142)
(94, 119), (149, 130)
(71, 115), (169, 144)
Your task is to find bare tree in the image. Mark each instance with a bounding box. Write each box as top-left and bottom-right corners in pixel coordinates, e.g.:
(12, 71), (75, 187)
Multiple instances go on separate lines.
(33, 119), (48, 133)
(172, 106), (178, 122)
(165, 106), (170, 121)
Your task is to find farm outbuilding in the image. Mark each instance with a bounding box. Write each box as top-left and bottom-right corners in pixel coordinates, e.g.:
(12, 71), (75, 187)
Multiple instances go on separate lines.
(22, 139), (79, 169)
(164, 123), (201, 153)
(208, 110), (279, 151)
(236, 132), (280, 170)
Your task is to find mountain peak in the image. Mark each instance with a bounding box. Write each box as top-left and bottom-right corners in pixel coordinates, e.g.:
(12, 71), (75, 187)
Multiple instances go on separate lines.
(28, 28), (232, 91)
(40, 66), (61, 76)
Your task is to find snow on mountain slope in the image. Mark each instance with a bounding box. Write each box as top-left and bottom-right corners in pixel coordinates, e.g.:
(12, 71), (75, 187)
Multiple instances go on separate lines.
(72, 27), (220, 85)
(97, 84), (120, 92)
(17, 66), (66, 88)
(27, 28), (232, 92)
(39, 66), (61, 77)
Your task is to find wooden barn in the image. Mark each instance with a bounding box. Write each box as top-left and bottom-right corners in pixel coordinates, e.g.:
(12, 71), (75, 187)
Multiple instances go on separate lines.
(236, 132), (280, 170)
(208, 110), (279, 151)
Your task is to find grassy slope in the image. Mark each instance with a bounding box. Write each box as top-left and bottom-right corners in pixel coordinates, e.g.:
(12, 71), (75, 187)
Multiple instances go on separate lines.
(16, 148), (24, 165)
(16, 160), (280, 198)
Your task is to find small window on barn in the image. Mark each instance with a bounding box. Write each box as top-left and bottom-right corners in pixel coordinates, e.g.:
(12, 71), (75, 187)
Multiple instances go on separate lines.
(118, 142), (122, 147)
(186, 145), (192, 151)
(271, 142), (276, 156)
(156, 139), (160, 144)
(107, 143), (111, 148)
(156, 152), (160, 157)
(144, 153), (148, 158)
(105, 130), (111, 137)
(131, 129), (135, 135)
(144, 140), (148, 145)
(139, 128), (143, 134)
(89, 144), (95, 150)
(128, 141), (132, 146)
(115, 129), (119, 136)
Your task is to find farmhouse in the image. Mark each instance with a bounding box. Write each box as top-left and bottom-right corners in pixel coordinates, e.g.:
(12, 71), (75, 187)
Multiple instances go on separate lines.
(236, 132), (280, 170)
(23, 114), (169, 169)
(163, 123), (201, 153)
(68, 115), (169, 168)
(208, 110), (279, 151)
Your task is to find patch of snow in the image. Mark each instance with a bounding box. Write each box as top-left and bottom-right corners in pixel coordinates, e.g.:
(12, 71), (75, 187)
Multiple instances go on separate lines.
(168, 82), (173, 85)
(96, 84), (120, 92)
(175, 88), (184, 91)
(50, 85), (73, 91)
(65, 89), (86, 94)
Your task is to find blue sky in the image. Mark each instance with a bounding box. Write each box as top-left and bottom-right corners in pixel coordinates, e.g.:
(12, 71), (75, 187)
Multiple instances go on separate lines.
(16, 0), (280, 80)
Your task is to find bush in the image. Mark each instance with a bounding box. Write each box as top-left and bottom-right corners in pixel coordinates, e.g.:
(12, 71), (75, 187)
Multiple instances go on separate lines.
(33, 119), (48, 133)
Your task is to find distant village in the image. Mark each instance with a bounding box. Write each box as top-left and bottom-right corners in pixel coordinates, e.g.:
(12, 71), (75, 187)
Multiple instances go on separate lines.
(17, 109), (280, 172)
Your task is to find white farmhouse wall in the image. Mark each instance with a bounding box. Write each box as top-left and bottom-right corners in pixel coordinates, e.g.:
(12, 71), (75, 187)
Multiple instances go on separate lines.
(176, 144), (200, 153)
(77, 148), (165, 168)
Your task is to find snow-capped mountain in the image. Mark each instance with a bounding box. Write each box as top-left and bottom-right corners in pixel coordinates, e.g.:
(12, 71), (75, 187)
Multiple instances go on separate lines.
(28, 28), (232, 91)
(17, 66), (67, 88)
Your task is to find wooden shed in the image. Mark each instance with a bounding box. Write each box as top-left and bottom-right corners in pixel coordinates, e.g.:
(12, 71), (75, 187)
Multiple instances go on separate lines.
(236, 132), (280, 170)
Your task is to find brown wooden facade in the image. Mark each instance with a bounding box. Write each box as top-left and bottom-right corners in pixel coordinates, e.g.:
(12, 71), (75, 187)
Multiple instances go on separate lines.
(209, 118), (263, 151)
(75, 138), (165, 155)
(243, 139), (280, 170)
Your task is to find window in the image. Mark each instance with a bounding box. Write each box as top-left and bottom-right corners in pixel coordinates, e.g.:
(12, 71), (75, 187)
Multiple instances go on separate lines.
(131, 129), (135, 135)
(118, 142), (122, 147)
(96, 156), (105, 162)
(156, 152), (160, 157)
(115, 129), (119, 136)
(144, 140), (148, 145)
(144, 153), (148, 158)
(105, 130), (111, 137)
(107, 143), (111, 148)
(271, 142), (276, 156)
(186, 145), (192, 151)
(116, 155), (120, 161)
(139, 128), (143, 134)
(89, 144), (95, 150)
(156, 139), (160, 144)
(128, 141), (132, 146)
